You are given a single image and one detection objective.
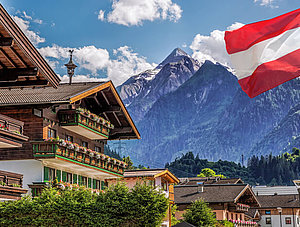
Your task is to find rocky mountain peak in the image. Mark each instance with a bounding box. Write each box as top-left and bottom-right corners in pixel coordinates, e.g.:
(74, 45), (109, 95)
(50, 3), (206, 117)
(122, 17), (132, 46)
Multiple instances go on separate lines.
(156, 48), (193, 69)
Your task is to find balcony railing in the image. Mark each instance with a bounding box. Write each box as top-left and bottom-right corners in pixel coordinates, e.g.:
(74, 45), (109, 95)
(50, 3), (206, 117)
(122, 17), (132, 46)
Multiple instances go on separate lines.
(58, 108), (114, 140)
(0, 114), (28, 148)
(32, 139), (127, 176)
(0, 170), (27, 200)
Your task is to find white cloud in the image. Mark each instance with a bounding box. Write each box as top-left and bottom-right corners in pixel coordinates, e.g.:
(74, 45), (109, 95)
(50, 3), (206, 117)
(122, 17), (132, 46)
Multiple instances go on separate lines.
(100, 0), (182, 26)
(12, 16), (45, 46)
(59, 74), (106, 83)
(98, 10), (105, 21)
(108, 46), (157, 85)
(39, 45), (156, 86)
(190, 22), (244, 67)
(254, 0), (277, 7)
(33, 19), (43, 24)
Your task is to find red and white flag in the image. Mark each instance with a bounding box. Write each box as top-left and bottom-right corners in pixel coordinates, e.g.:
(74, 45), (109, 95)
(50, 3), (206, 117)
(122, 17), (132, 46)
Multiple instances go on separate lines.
(225, 8), (300, 98)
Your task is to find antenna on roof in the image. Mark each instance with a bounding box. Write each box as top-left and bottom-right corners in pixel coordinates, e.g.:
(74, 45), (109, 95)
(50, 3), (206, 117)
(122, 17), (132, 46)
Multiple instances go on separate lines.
(64, 50), (77, 85)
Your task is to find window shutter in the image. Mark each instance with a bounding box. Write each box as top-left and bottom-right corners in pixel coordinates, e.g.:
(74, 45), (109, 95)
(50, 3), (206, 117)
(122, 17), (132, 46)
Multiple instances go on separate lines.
(56, 170), (61, 182)
(88, 178), (92, 188)
(44, 167), (49, 182)
(62, 171), (67, 182)
(73, 174), (77, 184)
(93, 179), (96, 189)
(101, 181), (105, 190)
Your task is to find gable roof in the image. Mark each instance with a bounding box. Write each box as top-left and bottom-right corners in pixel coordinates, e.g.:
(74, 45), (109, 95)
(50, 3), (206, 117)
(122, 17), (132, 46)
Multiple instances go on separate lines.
(0, 82), (103, 106)
(124, 169), (179, 183)
(174, 184), (259, 206)
(257, 194), (300, 208)
(0, 4), (60, 88)
(179, 177), (244, 185)
(252, 186), (298, 196)
(0, 81), (140, 139)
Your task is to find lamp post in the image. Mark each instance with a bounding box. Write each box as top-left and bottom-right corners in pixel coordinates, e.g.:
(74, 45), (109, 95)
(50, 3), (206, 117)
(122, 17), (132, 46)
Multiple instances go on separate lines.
(64, 50), (77, 85)
(277, 207), (282, 227)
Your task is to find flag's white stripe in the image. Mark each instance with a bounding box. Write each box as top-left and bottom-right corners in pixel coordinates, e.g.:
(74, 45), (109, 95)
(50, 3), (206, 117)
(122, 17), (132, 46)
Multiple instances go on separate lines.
(230, 27), (300, 80)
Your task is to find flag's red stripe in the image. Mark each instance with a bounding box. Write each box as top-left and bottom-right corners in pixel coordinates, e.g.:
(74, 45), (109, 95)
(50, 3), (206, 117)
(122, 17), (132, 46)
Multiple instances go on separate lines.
(238, 49), (300, 98)
(225, 8), (300, 54)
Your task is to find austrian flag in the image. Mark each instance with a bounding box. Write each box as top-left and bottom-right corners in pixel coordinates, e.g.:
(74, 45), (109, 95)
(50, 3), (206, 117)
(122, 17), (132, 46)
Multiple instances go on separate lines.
(225, 8), (300, 98)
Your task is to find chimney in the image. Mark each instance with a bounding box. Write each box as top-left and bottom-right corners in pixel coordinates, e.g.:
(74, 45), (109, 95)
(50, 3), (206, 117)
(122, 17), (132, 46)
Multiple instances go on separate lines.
(64, 50), (77, 85)
(197, 182), (204, 193)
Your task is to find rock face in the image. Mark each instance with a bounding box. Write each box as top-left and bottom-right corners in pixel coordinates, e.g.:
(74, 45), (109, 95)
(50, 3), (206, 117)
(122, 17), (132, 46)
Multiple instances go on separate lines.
(117, 48), (200, 122)
(115, 49), (300, 167)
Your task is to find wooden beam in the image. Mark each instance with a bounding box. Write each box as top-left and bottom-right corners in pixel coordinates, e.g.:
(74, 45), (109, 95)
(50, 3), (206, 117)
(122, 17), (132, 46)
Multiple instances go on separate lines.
(110, 127), (133, 135)
(102, 105), (121, 113)
(113, 112), (122, 127)
(10, 47), (28, 67)
(0, 37), (13, 47)
(0, 47), (17, 67)
(101, 91), (110, 105)
(0, 68), (38, 81)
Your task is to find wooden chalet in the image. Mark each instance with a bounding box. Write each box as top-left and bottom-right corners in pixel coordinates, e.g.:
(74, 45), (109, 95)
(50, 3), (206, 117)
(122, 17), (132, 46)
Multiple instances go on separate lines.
(0, 81), (140, 194)
(250, 186), (300, 227)
(0, 4), (60, 149)
(174, 184), (260, 227)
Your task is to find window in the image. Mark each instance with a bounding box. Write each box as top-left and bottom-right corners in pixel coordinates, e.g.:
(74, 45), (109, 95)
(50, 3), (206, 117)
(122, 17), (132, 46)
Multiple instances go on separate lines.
(95, 146), (101, 153)
(82, 176), (87, 187)
(161, 180), (168, 191)
(66, 135), (73, 142)
(82, 141), (88, 148)
(94, 180), (101, 189)
(266, 217), (271, 224)
(265, 210), (271, 215)
(48, 128), (56, 139)
(231, 213), (233, 219)
(285, 217), (292, 224)
(66, 172), (72, 183)
(49, 168), (56, 181)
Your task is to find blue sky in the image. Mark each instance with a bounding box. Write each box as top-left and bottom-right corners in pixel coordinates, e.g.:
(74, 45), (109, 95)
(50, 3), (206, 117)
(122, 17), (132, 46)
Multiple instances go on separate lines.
(2, 0), (299, 85)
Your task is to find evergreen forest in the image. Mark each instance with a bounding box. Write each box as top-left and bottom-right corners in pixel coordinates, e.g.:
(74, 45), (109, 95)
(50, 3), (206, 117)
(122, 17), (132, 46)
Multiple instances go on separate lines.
(165, 148), (300, 186)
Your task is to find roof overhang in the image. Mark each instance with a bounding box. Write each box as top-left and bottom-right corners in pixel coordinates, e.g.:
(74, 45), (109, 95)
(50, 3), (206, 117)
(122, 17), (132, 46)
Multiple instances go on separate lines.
(70, 81), (140, 140)
(235, 185), (261, 207)
(154, 170), (180, 184)
(0, 4), (60, 88)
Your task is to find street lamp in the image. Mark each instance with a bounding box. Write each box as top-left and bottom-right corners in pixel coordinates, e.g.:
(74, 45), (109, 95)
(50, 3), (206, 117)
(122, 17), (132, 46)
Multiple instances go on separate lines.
(64, 50), (77, 85)
(277, 207), (282, 227)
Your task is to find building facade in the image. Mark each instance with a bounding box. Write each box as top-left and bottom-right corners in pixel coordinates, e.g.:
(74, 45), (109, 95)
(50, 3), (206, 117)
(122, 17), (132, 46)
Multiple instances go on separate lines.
(0, 81), (140, 194)
(174, 183), (260, 226)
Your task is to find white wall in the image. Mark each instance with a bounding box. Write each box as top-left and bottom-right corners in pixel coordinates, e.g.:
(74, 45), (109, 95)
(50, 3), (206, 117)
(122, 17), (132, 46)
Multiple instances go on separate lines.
(259, 214), (300, 227)
(0, 159), (43, 192)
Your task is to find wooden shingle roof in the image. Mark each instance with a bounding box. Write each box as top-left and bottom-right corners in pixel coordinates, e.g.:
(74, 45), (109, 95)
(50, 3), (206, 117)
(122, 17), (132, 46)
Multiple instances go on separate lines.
(0, 82), (103, 106)
(257, 194), (300, 208)
(174, 184), (259, 206)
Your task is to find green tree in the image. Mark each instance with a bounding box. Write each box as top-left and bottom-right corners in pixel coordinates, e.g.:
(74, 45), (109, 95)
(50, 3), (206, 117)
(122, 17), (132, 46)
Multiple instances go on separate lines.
(123, 156), (134, 170)
(183, 199), (217, 227)
(0, 183), (168, 227)
(197, 168), (225, 178)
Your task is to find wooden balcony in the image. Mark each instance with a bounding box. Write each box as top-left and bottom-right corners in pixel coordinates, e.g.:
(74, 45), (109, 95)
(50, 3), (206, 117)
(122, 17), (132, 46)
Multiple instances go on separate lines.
(0, 114), (28, 148)
(32, 139), (126, 178)
(58, 109), (114, 140)
(229, 203), (250, 213)
(0, 170), (27, 200)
